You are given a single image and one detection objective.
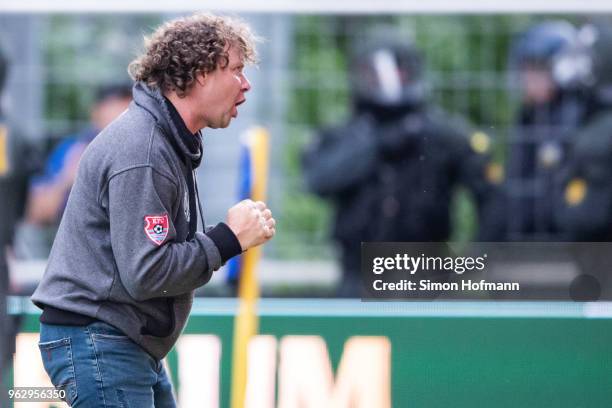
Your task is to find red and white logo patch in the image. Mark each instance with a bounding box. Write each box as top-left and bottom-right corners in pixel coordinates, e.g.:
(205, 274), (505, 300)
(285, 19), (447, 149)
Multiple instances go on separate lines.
(144, 214), (169, 246)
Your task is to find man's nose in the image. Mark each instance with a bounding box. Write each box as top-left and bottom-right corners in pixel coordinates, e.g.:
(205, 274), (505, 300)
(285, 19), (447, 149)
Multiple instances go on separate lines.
(241, 74), (251, 92)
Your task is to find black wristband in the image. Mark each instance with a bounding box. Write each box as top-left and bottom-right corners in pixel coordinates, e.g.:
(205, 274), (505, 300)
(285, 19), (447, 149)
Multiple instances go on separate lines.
(206, 222), (243, 263)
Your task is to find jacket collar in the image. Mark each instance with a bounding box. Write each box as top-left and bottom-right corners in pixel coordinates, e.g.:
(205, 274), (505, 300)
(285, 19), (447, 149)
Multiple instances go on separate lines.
(132, 82), (202, 169)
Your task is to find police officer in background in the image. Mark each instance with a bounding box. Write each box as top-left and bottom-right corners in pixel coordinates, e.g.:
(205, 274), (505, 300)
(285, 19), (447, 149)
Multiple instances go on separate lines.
(555, 21), (612, 241)
(0, 44), (30, 391)
(303, 33), (500, 296)
(504, 20), (589, 241)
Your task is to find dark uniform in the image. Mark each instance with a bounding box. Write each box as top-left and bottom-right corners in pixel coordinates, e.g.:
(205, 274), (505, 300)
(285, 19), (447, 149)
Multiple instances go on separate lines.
(551, 22), (612, 299)
(556, 112), (612, 240)
(0, 46), (30, 387)
(556, 22), (612, 241)
(505, 21), (588, 241)
(303, 37), (499, 296)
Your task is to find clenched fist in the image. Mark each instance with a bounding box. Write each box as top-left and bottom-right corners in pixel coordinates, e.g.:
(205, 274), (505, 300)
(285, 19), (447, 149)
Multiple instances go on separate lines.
(226, 199), (276, 251)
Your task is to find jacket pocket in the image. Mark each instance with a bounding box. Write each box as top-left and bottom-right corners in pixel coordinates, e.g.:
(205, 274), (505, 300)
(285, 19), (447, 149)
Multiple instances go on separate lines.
(38, 337), (78, 406)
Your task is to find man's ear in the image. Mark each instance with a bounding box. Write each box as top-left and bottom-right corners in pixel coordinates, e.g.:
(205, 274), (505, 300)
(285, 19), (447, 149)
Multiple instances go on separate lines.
(195, 71), (207, 87)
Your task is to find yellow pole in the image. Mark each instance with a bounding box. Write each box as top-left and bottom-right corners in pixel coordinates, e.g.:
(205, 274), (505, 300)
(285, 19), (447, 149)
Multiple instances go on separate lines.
(230, 127), (270, 408)
(0, 126), (9, 176)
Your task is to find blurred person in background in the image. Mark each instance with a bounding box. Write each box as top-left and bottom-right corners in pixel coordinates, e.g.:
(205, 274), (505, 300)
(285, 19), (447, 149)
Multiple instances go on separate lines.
(555, 21), (612, 241)
(0, 42), (31, 392)
(26, 84), (132, 227)
(550, 21), (612, 300)
(303, 32), (500, 297)
(504, 20), (589, 240)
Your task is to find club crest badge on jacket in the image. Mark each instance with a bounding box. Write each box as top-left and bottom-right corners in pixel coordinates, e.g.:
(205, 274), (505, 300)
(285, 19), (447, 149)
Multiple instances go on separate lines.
(144, 214), (169, 245)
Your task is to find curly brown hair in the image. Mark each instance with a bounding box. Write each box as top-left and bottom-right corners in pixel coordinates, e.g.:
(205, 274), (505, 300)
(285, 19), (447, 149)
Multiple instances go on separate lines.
(128, 13), (258, 97)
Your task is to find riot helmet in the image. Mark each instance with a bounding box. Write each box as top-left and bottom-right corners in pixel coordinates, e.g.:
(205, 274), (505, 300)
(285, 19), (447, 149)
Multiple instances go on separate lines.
(350, 30), (425, 115)
(571, 21), (612, 106)
(510, 21), (584, 104)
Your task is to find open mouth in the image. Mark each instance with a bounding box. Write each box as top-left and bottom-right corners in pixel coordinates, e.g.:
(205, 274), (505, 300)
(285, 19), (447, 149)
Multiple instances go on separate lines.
(232, 99), (246, 118)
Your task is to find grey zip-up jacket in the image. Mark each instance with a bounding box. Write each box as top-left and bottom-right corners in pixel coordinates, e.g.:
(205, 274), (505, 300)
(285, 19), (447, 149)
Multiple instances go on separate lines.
(31, 82), (241, 360)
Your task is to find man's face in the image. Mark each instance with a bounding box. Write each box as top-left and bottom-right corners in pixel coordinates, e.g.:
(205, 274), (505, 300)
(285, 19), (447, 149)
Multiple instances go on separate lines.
(91, 96), (132, 130)
(195, 45), (251, 129)
(520, 64), (556, 106)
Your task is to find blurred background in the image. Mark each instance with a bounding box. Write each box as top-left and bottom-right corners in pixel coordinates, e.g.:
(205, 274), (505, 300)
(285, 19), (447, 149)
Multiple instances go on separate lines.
(3, 11), (612, 297)
(3, 4), (612, 407)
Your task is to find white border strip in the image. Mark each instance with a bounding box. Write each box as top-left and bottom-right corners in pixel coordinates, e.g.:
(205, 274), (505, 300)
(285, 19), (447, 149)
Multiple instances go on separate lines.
(1, 0), (612, 14)
(11, 297), (612, 318)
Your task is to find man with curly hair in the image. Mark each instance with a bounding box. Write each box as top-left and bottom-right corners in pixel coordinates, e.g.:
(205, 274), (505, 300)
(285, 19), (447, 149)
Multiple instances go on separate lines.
(31, 13), (274, 407)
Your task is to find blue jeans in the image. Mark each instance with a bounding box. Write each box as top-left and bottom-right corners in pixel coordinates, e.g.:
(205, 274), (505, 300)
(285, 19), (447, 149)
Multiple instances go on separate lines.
(38, 321), (176, 407)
